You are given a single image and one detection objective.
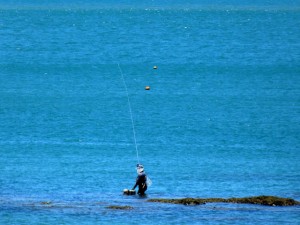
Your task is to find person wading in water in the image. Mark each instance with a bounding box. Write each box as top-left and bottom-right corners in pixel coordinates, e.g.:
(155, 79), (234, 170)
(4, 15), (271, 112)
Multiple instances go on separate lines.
(132, 164), (147, 195)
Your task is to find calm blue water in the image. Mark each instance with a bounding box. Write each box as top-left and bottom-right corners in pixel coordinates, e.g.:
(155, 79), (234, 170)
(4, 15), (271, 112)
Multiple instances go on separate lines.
(0, 1), (300, 224)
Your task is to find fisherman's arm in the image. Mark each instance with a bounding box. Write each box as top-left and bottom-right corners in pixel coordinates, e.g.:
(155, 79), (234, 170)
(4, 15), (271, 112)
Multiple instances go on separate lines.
(132, 176), (141, 190)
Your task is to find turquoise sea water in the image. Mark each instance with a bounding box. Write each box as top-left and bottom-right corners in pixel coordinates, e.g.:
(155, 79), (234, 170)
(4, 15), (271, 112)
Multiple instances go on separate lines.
(1, 2), (300, 224)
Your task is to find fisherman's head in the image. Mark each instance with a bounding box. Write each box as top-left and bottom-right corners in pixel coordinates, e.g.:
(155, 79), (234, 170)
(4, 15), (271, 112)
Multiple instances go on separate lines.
(136, 164), (144, 174)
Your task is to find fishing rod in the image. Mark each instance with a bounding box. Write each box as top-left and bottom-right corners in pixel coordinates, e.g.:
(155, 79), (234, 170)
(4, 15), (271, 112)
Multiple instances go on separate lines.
(117, 63), (140, 164)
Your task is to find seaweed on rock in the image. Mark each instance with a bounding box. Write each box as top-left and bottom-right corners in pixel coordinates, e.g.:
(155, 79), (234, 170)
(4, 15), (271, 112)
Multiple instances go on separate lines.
(148, 196), (300, 206)
(148, 198), (205, 205)
(106, 205), (133, 210)
(227, 196), (299, 206)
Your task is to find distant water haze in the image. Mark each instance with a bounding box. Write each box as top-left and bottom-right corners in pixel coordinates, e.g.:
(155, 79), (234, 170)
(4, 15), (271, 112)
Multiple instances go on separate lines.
(0, 0), (300, 9)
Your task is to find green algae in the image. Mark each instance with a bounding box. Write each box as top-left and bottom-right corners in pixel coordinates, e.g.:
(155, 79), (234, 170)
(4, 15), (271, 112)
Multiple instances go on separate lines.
(226, 196), (299, 206)
(148, 196), (300, 206)
(148, 198), (206, 205)
(106, 205), (133, 210)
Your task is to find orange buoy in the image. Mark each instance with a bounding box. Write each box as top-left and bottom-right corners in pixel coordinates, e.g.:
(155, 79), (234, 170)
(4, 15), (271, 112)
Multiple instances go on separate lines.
(145, 86), (150, 90)
(153, 66), (157, 69)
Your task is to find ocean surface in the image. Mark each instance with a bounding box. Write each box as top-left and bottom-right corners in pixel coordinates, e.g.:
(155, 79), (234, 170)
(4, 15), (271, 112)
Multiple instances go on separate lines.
(0, 1), (300, 224)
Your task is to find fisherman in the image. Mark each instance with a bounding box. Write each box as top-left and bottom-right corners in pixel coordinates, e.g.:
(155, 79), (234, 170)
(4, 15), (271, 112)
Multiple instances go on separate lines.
(132, 164), (147, 195)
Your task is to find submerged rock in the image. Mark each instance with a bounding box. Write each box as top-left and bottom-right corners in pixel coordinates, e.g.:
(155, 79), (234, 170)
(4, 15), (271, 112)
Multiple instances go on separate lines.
(148, 196), (300, 206)
(40, 201), (52, 205)
(226, 196), (299, 206)
(148, 198), (205, 205)
(106, 205), (133, 210)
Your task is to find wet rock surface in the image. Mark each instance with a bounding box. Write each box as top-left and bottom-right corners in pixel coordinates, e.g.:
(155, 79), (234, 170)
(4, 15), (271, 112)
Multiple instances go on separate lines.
(106, 205), (134, 210)
(148, 196), (300, 206)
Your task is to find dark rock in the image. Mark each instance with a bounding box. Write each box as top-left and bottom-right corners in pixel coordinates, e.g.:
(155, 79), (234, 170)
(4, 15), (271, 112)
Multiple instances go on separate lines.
(148, 196), (300, 207)
(227, 196), (300, 206)
(106, 205), (133, 210)
(148, 198), (205, 205)
(40, 201), (52, 205)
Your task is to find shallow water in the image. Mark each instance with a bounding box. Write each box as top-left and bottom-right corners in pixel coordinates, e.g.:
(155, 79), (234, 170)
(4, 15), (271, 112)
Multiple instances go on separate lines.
(0, 2), (300, 224)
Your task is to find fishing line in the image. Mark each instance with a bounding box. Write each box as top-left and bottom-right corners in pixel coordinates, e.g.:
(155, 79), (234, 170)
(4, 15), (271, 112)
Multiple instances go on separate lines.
(118, 63), (140, 164)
